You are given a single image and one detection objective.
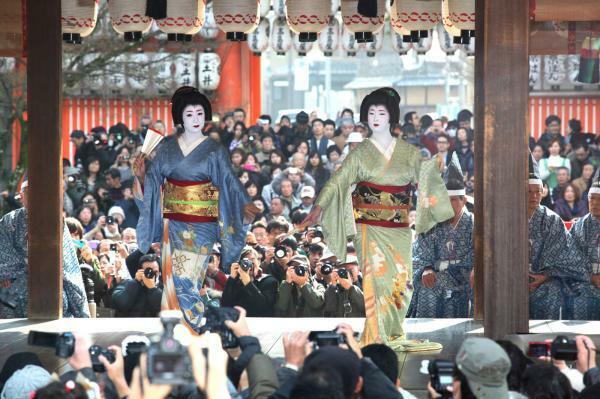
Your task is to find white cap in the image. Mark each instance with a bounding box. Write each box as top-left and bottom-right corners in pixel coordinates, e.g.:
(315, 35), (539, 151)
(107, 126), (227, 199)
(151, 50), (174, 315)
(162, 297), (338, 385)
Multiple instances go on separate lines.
(320, 247), (336, 261)
(108, 206), (125, 218)
(287, 167), (300, 175)
(341, 254), (358, 265)
(347, 132), (363, 143)
(300, 185), (315, 198)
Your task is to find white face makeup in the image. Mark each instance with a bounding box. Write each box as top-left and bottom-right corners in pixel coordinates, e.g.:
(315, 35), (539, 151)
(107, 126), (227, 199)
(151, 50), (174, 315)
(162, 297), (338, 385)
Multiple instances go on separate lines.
(367, 105), (391, 135)
(182, 105), (205, 135)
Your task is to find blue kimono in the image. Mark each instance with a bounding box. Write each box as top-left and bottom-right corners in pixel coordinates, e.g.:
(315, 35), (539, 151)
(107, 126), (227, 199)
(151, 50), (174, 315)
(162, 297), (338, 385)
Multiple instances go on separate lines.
(410, 208), (473, 318)
(0, 208), (90, 318)
(570, 213), (600, 320)
(136, 136), (249, 332)
(528, 206), (590, 319)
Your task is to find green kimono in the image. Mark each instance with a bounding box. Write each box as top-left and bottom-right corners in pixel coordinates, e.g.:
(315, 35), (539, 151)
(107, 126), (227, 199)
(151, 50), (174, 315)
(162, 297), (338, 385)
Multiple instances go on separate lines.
(316, 138), (453, 351)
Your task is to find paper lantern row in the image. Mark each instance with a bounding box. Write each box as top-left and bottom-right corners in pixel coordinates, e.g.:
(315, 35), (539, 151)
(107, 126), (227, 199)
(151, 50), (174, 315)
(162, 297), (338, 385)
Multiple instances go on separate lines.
(62, 0), (474, 46)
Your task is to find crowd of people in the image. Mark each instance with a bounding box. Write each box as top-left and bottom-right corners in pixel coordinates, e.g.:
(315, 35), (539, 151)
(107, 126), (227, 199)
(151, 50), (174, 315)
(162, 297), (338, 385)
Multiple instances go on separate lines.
(1, 310), (599, 399)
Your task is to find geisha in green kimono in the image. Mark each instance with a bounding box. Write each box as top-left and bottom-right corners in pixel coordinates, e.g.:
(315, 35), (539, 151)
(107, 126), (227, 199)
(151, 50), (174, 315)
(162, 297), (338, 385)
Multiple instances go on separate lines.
(302, 88), (454, 351)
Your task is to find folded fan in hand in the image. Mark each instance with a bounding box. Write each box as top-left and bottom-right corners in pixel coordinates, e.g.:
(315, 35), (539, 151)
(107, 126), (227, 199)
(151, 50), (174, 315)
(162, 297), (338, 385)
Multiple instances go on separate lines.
(140, 128), (165, 156)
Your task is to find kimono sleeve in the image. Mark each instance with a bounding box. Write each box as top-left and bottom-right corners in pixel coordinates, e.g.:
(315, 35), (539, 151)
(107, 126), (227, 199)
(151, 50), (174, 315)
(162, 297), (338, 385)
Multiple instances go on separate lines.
(61, 222), (90, 318)
(211, 145), (251, 268)
(412, 228), (438, 284)
(413, 153), (454, 235)
(315, 149), (361, 261)
(136, 152), (165, 254)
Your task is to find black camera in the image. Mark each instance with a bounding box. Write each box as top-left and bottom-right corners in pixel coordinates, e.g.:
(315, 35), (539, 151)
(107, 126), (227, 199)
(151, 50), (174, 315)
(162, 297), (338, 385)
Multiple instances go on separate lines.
(89, 345), (116, 373)
(429, 359), (454, 397)
(147, 312), (193, 385)
(200, 306), (240, 349)
(94, 139), (102, 146)
(248, 135), (255, 142)
(293, 265), (308, 277)
(551, 336), (578, 361)
(240, 258), (253, 272)
(308, 227), (324, 240)
(274, 245), (288, 259)
(320, 262), (335, 275)
(28, 331), (76, 358)
(144, 267), (157, 279)
(123, 154), (130, 161)
(308, 330), (356, 349)
(107, 216), (116, 225)
(110, 243), (118, 252)
(528, 341), (551, 358)
(80, 263), (96, 302)
(337, 268), (349, 280)
(67, 175), (78, 184)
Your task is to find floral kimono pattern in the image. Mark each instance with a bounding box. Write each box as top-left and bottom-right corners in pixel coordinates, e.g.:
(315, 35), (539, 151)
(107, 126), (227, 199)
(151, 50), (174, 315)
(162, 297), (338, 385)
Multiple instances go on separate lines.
(316, 138), (453, 352)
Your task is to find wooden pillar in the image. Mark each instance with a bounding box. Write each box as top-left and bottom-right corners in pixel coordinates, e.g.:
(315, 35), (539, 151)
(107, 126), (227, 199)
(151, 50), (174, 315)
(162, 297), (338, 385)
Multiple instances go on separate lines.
(26, 0), (63, 318)
(475, 0), (530, 338)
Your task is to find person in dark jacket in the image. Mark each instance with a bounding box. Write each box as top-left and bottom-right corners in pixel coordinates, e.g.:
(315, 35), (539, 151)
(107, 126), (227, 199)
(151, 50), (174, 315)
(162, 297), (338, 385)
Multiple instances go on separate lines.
(323, 264), (365, 318)
(111, 254), (162, 317)
(221, 246), (278, 317)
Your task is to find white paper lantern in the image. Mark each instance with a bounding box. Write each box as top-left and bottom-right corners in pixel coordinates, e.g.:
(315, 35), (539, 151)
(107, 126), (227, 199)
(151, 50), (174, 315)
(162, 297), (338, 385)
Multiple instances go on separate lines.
(286, 0), (331, 43)
(412, 29), (433, 54)
(293, 33), (314, 56)
(391, 32), (412, 55)
(214, 0), (260, 41)
(155, 0), (206, 42)
(260, 0), (271, 17)
(271, 17), (293, 55)
(108, 0), (152, 41)
(176, 53), (197, 87)
(462, 36), (475, 56)
(61, 0), (98, 44)
(441, 0), (475, 44)
(273, 0), (286, 17)
(151, 53), (176, 95)
(436, 23), (458, 54)
(318, 17), (340, 56)
(341, 23), (362, 56)
(364, 27), (383, 57)
(341, 0), (386, 43)
(389, 0), (411, 41)
(529, 56), (542, 91)
(544, 55), (567, 86)
(199, 2), (219, 39)
(392, 0), (440, 43)
(248, 18), (271, 55)
(199, 52), (221, 91)
(567, 55), (581, 85)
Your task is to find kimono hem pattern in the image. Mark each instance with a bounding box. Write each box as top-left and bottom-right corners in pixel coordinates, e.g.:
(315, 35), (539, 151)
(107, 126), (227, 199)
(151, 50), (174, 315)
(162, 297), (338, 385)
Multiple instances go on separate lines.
(136, 136), (250, 333)
(570, 213), (600, 320)
(316, 138), (453, 352)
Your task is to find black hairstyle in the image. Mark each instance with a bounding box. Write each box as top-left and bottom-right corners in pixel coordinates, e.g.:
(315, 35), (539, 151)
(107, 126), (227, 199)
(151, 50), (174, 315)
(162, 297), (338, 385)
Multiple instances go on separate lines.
(495, 340), (533, 391)
(233, 108), (246, 117)
(420, 114), (433, 130)
(105, 168), (122, 180)
(65, 217), (84, 238)
(340, 108), (354, 118)
(545, 114), (561, 127)
(359, 87), (401, 128)
(326, 145), (342, 158)
(139, 253), (161, 269)
(361, 344), (399, 384)
(568, 118), (582, 134)
(171, 86), (212, 127)
(277, 235), (298, 251)
(323, 119), (336, 128)
(259, 114), (272, 123)
(280, 115), (291, 124)
(266, 219), (289, 234)
(521, 363), (573, 399)
(260, 133), (275, 143)
(290, 369), (345, 399)
(452, 367), (477, 399)
(312, 118), (325, 126)
(251, 221), (267, 232)
(404, 111), (417, 125)
(290, 210), (308, 225)
(457, 109), (473, 122)
(34, 381), (88, 399)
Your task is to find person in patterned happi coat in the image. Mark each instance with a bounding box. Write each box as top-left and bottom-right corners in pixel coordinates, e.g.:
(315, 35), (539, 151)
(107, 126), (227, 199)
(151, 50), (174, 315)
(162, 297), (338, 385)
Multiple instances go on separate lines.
(0, 176), (89, 318)
(410, 153), (473, 318)
(527, 152), (590, 320)
(570, 169), (600, 320)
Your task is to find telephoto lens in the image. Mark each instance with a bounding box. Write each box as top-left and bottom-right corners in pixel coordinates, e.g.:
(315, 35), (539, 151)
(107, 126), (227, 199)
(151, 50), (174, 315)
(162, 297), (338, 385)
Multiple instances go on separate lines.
(320, 262), (334, 275)
(294, 265), (307, 277)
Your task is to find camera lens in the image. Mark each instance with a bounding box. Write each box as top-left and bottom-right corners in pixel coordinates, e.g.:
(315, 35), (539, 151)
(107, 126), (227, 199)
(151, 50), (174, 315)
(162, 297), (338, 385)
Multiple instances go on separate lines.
(337, 268), (349, 279)
(240, 259), (253, 272)
(274, 245), (287, 259)
(320, 263), (333, 275)
(144, 268), (157, 279)
(294, 265), (306, 277)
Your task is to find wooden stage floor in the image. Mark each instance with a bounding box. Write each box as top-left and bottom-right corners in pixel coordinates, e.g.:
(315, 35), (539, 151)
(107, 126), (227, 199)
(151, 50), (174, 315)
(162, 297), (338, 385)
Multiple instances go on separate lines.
(2, 318), (599, 398)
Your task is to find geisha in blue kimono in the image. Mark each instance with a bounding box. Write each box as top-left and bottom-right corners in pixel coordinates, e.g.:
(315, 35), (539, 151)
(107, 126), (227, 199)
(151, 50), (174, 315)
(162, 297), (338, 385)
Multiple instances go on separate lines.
(570, 175), (600, 320)
(0, 179), (89, 318)
(527, 153), (590, 320)
(134, 87), (254, 333)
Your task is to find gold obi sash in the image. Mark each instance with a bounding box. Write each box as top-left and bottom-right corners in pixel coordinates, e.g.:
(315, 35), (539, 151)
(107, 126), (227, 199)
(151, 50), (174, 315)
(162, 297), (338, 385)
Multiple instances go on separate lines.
(352, 181), (415, 228)
(163, 178), (219, 223)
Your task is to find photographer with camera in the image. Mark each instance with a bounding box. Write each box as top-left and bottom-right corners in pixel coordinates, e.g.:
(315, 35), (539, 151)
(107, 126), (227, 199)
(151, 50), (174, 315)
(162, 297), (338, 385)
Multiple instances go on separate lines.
(64, 166), (88, 211)
(275, 254), (325, 317)
(314, 247), (337, 288)
(222, 246), (278, 317)
(111, 254), (162, 317)
(204, 245), (228, 292)
(265, 235), (298, 283)
(323, 258), (365, 318)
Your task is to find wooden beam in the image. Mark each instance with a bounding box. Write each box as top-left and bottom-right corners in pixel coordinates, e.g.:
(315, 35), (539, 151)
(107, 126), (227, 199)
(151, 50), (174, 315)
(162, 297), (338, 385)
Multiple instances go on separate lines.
(26, 0), (63, 319)
(476, 0), (530, 338)
(532, 0), (600, 22)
